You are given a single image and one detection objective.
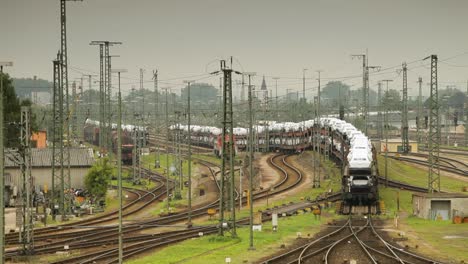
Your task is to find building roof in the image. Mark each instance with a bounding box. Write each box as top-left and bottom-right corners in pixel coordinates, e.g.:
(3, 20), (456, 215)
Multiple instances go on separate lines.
(413, 193), (468, 199)
(5, 148), (95, 168)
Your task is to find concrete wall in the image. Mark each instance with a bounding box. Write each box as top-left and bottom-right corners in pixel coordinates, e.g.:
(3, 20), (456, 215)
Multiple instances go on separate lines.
(5, 167), (89, 192)
(413, 196), (468, 220)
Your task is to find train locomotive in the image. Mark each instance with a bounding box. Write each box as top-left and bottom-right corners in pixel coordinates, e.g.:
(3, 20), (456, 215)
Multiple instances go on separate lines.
(170, 117), (378, 207)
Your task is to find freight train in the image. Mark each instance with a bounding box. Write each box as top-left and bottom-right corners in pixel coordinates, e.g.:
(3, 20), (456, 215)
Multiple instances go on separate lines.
(83, 119), (148, 165)
(171, 118), (378, 207)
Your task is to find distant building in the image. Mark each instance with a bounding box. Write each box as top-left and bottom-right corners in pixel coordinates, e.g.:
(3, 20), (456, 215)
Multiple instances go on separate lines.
(4, 148), (94, 206)
(31, 130), (47, 148)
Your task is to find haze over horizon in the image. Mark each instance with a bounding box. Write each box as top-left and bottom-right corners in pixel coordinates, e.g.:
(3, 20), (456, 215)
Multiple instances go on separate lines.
(2, 0), (468, 97)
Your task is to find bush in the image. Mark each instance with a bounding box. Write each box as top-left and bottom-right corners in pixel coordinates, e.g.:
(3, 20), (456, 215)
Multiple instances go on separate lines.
(85, 158), (114, 202)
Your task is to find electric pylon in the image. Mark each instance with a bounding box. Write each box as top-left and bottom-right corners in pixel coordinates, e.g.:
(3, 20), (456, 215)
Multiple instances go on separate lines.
(377, 82), (383, 139)
(19, 106), (34, 254)
(465, 80), (468, 147)
(401, 62), (409, 153)
(217, 60), (238, 237)
(52, 53), (65, 220)
(426, 55), (440, 193)
(417, 77), (423, 144)
(90, 41), (121, 155)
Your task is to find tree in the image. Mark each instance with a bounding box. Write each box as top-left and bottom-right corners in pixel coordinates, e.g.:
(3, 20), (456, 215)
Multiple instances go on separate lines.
(180, 83), (218, 105)
(382, 89), (402, 111)
(84, 158), (113, 203)
(321, 81), (350, 105)
(2, 72), (38, 148)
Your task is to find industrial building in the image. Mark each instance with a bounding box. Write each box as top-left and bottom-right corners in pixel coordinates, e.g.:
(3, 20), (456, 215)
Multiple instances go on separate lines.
(380, 138), (419, 153)
(3, 148), (94, 206)
(412, 193), (468, 220)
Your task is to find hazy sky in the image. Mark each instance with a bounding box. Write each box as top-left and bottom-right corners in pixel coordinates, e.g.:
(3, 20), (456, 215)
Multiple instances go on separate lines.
(2, 0), (468, 97)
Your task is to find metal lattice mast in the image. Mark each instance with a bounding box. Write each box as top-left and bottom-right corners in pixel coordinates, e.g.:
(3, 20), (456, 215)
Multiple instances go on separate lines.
(313, 96), (320, 188)
(103, 44), (110, 155)
(153, 70), (160, 167)
(465, 80), (468, 147)
(106, 49), (112, 156)
(99, 44), (105, 153)
(90, 41), (121, 154)
(19, 106), (34, 254)
(381, 79), (393, 188)
(71, 81), (77, 142)
(417, 77), (423, 144)
(402, 62), (409, 153)
(377, 82), (383, 139)
(52, 53), (65, 220)
(351, 54), (367, 132)
(427, 55), (440, 193)
(60, 0), (82, 216)
(218, 60), (237, 237)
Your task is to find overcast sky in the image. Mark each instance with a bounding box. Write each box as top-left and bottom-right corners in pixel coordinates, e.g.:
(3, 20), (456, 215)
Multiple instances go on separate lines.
(2, 0), (468, 97)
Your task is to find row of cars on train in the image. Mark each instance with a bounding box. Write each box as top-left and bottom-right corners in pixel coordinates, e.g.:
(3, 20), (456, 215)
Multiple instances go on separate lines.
(83, 119), (148, 164)
(171, 118), (378, 206)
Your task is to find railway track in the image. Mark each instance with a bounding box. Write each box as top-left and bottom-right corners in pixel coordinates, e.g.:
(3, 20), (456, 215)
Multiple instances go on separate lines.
(260, 215), (442, 264)
(388, 153), (468, 177)
(37, 154), (316, 263)
(5, 169), (173, 256)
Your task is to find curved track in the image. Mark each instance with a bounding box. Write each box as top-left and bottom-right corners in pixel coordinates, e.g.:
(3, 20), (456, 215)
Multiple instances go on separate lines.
(40, 154), (314, 263)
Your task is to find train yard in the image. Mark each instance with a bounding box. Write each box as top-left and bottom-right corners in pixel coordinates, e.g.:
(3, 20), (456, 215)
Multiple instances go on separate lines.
(4, 132), (466, 263)
(4, 2), (468, 263)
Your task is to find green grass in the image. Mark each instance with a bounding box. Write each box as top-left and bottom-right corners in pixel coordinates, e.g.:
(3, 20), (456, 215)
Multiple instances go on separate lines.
(377, 155), (466, 193)
(401, 216), (468, 263)
(128, 212), (331, 264)
(193, 154), (221, 165)
(378, 188), (413, 216)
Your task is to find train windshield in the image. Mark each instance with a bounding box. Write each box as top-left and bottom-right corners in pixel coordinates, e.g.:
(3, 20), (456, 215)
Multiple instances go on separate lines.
(349, 168), (371, 176)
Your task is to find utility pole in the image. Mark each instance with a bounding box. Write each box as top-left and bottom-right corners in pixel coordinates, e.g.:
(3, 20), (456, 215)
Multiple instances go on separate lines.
(302, 69), (307, 102)
(313, 95), (320, 188)
(60, 0), (82, 217)
(316, 70), (322, 158)
(465, 80), (468, 147)
(153, 70), (160, 168)
(417, 77), (423, 145)
(381, 79), (393, 187)
(90, 41), (121, 155)
(184, 80), (194, 227)
(377, 81), (383, 139)
(401, 62), (409, 153)
(351, 54), (367, 132)
(71, 81), (78, 143)
(352, 53), (379, 134)
(245, 72), (256, 250)
(215, 59), (239, 237)
(111, 68), (126, 264)
(425, 55), (440, 193)
(163, 88), (170, 212)
(52, 52), (66, 220)
(273, 77), (279, 120)
(0, 61), (13, 264)
(19, 106), (34, 254)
